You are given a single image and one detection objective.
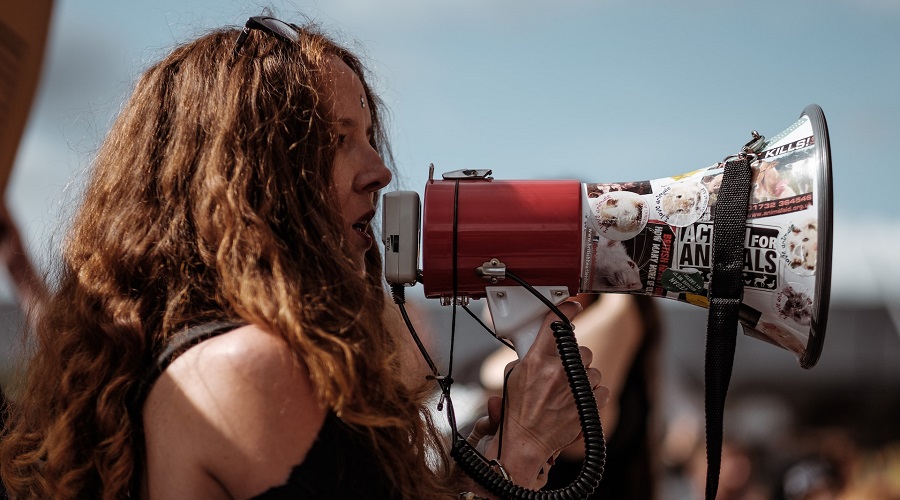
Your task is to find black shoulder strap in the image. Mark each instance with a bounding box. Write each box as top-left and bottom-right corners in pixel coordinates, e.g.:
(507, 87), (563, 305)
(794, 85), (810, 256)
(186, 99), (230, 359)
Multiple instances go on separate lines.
(129, 320), (244, 418)
(704, 157), (752, 500)
(147, 320), (244, 385)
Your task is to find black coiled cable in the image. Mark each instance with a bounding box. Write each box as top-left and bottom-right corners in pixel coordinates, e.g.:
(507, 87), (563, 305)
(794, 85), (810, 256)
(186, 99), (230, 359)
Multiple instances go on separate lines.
(450, 318), (606, 499)
(390, 281), (607, 498)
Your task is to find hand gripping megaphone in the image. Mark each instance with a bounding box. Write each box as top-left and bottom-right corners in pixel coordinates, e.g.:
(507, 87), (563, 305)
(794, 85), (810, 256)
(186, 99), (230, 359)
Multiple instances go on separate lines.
(384, 104), (832, 369)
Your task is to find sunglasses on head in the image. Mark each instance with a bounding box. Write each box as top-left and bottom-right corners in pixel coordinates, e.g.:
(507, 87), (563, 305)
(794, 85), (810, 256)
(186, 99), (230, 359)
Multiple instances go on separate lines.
(232, 16), (301, 58)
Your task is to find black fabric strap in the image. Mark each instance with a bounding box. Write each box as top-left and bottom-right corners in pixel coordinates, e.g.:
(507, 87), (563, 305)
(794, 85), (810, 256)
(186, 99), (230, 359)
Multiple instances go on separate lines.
(704, 158), (751, 500)
(131, 320), (244, 416)
(153, 321), (243, 378)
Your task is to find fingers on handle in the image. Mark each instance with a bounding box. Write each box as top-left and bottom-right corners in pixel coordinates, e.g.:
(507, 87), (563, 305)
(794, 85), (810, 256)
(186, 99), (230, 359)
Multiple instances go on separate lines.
(586, 367), (603, 390)
(529, 300), (583, 356)
(578, 345), (594, 367)
(594, 383), (611, 408)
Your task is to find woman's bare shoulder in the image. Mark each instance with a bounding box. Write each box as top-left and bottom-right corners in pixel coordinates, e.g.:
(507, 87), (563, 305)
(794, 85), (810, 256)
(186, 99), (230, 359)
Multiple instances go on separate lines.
(143, 324), (327, 499)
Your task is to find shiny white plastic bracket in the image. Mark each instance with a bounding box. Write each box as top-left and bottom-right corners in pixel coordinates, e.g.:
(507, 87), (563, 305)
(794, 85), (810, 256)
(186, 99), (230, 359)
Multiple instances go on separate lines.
(485, 285), (570, 358)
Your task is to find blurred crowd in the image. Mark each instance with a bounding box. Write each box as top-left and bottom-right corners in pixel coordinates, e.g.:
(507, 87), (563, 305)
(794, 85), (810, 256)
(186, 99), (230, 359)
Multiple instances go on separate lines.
(413, 291), (900, 500)
(658, 394), (900, 499)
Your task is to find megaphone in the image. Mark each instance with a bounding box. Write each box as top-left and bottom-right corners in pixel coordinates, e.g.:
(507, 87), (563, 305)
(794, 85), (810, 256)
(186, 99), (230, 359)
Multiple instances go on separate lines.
(384, 104), (832, 369)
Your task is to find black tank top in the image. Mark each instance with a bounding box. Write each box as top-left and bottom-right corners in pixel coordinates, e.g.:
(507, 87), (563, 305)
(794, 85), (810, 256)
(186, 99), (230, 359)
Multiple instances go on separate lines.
(141, 322), (398, 499)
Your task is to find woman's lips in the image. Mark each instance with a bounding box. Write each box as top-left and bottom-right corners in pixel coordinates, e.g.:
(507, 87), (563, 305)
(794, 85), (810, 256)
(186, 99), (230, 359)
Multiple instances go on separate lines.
(352, 212), (375, 249)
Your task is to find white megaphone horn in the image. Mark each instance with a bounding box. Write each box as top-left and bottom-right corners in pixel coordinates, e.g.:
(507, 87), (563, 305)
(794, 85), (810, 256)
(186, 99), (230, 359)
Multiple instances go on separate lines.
(384, 104), (832, 369)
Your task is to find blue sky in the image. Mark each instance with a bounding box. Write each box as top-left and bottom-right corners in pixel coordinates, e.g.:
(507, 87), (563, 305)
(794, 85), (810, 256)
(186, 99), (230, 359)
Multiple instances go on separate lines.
(8, 0), (900, 303)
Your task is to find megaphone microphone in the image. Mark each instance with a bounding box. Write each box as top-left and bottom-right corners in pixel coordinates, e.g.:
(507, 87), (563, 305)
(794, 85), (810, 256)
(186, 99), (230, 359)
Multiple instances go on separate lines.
(383, 104), (832, 499)
(385, 104), (832, 369)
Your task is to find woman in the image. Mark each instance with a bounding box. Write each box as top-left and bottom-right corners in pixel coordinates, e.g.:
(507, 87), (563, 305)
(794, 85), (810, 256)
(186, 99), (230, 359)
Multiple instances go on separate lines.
(0, 16), (606, 499)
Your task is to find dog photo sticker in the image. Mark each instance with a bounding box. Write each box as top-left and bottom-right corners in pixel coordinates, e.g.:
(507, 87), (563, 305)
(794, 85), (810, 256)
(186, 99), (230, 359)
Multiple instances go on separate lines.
(589, 190), (649, 241)
(655, 180), (709, 227)
(585, 234), (644, 292)
(774, 282), (813, 327)
(780, 219), (818, 276)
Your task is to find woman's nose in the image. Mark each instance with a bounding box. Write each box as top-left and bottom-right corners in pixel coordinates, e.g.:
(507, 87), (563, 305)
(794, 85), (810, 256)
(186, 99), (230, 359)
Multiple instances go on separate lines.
(356, 148), (392, 193)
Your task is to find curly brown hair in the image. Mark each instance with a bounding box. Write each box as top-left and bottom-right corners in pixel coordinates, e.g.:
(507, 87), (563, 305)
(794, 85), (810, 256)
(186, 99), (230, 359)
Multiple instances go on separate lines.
(0, 20), (453, 499)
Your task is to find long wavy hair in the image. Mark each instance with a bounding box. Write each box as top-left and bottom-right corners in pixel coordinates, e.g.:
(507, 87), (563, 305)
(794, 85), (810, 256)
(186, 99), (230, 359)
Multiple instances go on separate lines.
(0, 21), (453, 499)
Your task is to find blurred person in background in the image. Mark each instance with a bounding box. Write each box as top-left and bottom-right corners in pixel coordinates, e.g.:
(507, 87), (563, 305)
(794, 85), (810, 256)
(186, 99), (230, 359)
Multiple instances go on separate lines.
(686, 439), (768, 500)
(0, 199), (48, 413)
(0, 202), (47, 318)
(0, 199), (48, 500)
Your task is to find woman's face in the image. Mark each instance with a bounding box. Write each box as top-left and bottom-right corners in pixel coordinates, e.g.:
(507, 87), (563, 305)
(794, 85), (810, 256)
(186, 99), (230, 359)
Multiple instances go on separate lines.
(324, 57), (392, 270)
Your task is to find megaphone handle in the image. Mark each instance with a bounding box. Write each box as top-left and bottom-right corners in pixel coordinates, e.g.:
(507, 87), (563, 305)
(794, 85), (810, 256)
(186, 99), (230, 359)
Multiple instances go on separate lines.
(484, 286), (570, 358)
(451, 318), (606, 498)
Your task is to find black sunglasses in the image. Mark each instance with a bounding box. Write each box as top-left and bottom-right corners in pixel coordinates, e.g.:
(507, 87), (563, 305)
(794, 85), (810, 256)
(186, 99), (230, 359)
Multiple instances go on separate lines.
(232, 16), (301, 58)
